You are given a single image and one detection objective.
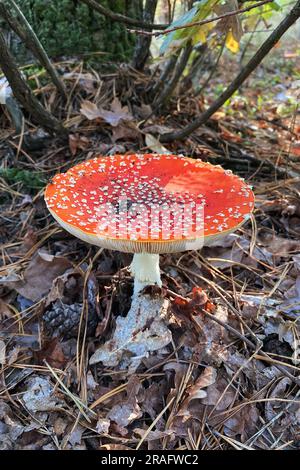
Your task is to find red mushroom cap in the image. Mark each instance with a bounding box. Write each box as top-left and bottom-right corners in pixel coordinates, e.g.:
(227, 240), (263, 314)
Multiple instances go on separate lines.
(44, 154), (254, 253)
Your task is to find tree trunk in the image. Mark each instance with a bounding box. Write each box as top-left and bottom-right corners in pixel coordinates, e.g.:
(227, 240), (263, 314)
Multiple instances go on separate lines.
(0, 29), (67, 136)
(132, 0), (158, 70)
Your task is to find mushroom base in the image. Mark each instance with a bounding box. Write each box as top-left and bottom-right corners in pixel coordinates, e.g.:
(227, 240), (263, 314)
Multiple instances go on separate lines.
(130, 253), (162, 295)
(89, 294), (172, 372)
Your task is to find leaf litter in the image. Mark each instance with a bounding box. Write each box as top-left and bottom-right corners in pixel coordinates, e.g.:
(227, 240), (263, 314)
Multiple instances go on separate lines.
(0, 42), (300, 451)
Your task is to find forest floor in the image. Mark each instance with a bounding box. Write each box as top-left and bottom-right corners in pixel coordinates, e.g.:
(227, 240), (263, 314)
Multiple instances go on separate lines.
(0, 42), (300, 450)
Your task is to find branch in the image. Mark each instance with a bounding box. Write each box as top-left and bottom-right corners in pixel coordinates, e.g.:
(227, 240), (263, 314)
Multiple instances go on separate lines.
(79, 0), (167, 30)
(0, 0), (67, 98)
(151, 52), (180, 95)
(160, 0), (300, 143)
(153, 41), (194, 107)
(131, 0), (273, 36)
(194, 38), (226, 97)
(0, 30), (67, 136)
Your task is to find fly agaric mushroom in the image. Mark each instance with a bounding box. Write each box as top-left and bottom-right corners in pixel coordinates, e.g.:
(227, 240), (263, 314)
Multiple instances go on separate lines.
(45, 154), (254, 369)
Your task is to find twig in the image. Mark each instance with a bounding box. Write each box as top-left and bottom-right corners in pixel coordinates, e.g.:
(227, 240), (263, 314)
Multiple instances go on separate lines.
(153, 41), (193, 107)
(0, 0), (67, 98)
(160, 0), (300, 142)
(203, 310), (300, 388)
(79, 0), (167, 30)
(151, 52), (180, 95)
(0, 30), (67, 136)
(194, 37), (226, 97)
(131, 0), (273, 36)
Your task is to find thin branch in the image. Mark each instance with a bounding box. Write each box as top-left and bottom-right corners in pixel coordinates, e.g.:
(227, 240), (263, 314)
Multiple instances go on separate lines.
(160, 0), (300, 143)
(131, 0), (273, 36)
(203, 310), (300, 388)
(79, 0), (167, 30)
(0, 0), (67, 98)
(194, 37), (226, 97)
(154, 41), (194, 107)
(151, 52), (180, 95)
(0, 30), (67, 136)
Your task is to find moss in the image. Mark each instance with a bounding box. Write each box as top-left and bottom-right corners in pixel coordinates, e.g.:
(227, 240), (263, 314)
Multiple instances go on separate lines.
(0, 167), (45, 192)
(2, 0), (140, 62)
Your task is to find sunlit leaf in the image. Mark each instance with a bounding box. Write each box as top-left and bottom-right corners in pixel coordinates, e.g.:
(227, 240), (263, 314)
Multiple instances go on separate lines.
(160, 0), (219, 55)
(192, 22), (215, 45)
(225, 30), (240, 53)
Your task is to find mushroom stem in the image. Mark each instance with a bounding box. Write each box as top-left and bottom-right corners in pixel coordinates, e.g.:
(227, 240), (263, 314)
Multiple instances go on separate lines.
(130, 253), (162, 295)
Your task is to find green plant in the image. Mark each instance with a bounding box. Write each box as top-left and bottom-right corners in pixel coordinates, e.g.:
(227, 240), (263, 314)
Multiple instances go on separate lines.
(0, 167), (45, 192)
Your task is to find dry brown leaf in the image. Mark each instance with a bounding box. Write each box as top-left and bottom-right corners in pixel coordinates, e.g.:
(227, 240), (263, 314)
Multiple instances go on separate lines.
(80, 100), (102, 120)
(133, 427), (175, 441)
(96, 418), (110, 435)
(145, 134), (170, 154)
(259, 232), (300, 256)
(106, 376), (143, 428)
(1, 251), (72, 302)
(201, 377), (236, 411)
(112, 122), (140, 142)
(100, 444), (133, 450)
(178, 367), (217, 417)
(107, 402), (142, 428)
(192, 305), (229, 365)
(69, 133), (90, 156)
(34, 338), (68, 369)
(265, 378), (292, 422)
(224, 404), (259, 441)
(80, 97), (133, 127)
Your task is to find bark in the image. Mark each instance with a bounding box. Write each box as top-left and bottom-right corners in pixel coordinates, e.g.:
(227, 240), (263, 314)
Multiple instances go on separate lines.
(0, 0), (67, 97)
(160, 0), (300, 142)
(0, 29), (67, 136)
(79, 0), (166, 30)
(132, 0), (159, 70)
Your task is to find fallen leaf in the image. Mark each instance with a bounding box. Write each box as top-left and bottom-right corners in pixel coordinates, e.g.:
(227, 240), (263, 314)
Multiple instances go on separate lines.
(178, 367), (217, 416)
(100, 444), (133, 450)
(22, 376), (63, 412)
(201, 377), (236, 411)
(34, 338), (68, 369)
(133, 428), (175, 441)
(0, 251), (72, 302)
(68, 425), (85, 446)
(80, 97), (133, 127)
(112, 122), (140, 142)
(224, 404), (259, 441)
(96, 418), (110, 435)
(80, 100), (102, 120)
(69, 133), (89, 156)
(145, 134), (170, 154)
(265, 378), (292, 422)
(107, 402), (142, 428)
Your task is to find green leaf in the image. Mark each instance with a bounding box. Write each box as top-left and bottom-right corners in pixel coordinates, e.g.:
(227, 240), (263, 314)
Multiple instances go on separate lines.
(160, 3), (200, 55)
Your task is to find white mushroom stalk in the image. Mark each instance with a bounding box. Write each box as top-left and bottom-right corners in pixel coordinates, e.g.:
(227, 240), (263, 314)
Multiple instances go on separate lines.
(130, 253), (161, 295)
